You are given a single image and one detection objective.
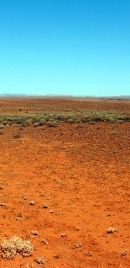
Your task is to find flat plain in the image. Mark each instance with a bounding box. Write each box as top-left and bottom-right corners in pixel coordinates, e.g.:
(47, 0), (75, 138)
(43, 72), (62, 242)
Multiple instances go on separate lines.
(0, 97), (130, 268)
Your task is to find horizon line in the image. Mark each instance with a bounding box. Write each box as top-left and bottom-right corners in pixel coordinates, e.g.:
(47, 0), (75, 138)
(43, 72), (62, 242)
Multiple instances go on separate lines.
(0, 94), (130, 99)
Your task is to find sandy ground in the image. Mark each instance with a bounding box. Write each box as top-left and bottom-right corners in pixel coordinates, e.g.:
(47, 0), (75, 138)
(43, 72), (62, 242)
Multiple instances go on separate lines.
(0, 98), (130, 267)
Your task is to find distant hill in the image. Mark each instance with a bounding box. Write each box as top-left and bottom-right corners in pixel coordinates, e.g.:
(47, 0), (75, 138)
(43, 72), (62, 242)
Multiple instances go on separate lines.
(0, 94), (130, 99)
(0, 94), (29, 97)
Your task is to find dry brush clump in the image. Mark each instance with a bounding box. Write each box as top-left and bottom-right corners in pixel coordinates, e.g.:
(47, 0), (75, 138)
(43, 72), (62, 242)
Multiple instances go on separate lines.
(0, 236), (34, 259)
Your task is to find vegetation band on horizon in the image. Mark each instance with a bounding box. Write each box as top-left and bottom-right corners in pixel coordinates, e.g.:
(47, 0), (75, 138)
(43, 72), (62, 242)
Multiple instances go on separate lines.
(0, 110), (130, 128)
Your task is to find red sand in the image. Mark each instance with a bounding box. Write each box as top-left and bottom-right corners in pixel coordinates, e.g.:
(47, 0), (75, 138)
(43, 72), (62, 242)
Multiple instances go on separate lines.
(0, 98), (130, 267)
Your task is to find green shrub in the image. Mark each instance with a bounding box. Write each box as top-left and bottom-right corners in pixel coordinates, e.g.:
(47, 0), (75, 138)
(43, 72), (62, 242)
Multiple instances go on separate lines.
(46, 121), (57, 127)
(39, 118), (46, 125)
(0, 124), (4, 129)
(33, 122), (40, 127)
(22, 119), (33, 127)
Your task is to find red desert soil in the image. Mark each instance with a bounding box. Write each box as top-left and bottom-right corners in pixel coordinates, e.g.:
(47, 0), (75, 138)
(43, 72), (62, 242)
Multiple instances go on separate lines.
(0, 98), (130, 267)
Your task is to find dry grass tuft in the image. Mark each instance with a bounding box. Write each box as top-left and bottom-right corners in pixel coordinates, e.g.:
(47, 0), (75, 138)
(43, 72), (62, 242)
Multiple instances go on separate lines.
(0, 236), (34, 259)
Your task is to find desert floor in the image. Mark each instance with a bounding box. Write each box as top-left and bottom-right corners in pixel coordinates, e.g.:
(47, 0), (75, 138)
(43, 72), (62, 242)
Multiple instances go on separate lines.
(0, 97), (130, 268)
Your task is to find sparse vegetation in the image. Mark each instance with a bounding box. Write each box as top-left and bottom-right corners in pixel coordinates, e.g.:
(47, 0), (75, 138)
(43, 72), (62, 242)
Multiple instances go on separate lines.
(0, 110), (129, 128)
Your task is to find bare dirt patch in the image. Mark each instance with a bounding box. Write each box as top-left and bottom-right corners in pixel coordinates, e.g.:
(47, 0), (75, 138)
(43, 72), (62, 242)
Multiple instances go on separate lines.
(0, 98), (130, 267)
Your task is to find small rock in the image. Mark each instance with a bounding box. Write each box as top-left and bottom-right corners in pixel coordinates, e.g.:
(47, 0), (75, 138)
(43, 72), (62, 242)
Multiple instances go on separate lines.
(35, 256), (46, 264)
(106, 213), (112, 217)
(29, 200), (35, 205)
(41, 239), (48, 245)
(43, 204), (48, 208)
(106, 227), (118, 234)
(74, 241), (82, 248)
(49, 210), (54, 213)
(85, 252), (92, 257)
(121, 249), (129, 257)
(40, 192), (45, 196)
(31, 230), (39, 235)
(53, 254), (60, 258)
(0, 202), (6, 206)
(61, 233), (66, 237)
(16, 216), (23, 221)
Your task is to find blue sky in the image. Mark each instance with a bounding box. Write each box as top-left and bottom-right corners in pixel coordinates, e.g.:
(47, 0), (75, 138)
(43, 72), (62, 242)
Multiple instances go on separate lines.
(0, 0), (130, 96)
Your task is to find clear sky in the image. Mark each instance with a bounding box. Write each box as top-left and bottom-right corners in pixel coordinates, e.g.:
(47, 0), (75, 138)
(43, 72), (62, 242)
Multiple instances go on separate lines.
(0, 0), (130, 97)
